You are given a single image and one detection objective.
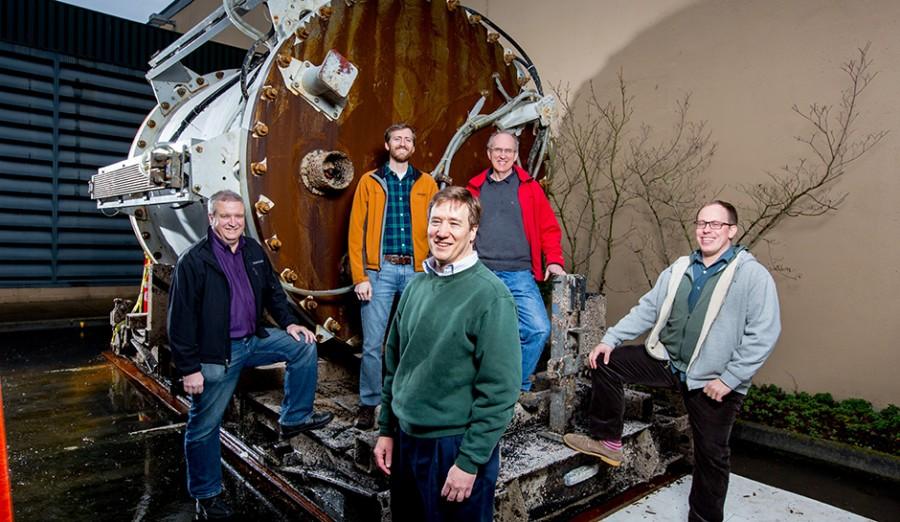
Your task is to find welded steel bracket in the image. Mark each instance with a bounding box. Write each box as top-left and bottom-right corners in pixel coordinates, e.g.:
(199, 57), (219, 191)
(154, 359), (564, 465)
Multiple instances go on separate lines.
(91, 144), (191, 210)
(188, 130), (242, 198)
(92, 130), (241, 210)
(495, 95), (555, 129)
(147, 0), (265, 78)
(267, 0), (331, 41)
(278, 49), (359, 121)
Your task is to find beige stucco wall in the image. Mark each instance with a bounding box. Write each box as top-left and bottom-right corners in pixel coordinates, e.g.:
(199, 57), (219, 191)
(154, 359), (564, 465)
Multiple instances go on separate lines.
(167, 0), (898, 406)
(468, 0), (899, 407)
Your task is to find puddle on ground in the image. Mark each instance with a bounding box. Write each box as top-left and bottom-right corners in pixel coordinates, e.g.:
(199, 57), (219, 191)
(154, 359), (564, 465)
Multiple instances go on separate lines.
(731, 439), (900, 521)
(0, 326), (303, 521)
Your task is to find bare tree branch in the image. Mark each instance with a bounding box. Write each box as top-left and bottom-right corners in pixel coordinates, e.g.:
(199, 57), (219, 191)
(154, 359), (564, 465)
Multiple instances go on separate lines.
(738, 43), (887, 248)
(625, 93), (716, 276)
(549, 72), (636, 292)
(547, 45), (883, 295)
(549, 74), (715, 292)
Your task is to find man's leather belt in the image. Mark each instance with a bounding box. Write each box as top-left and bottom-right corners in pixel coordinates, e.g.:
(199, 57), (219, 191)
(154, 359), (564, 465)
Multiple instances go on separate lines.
(384, 254), (412, 265)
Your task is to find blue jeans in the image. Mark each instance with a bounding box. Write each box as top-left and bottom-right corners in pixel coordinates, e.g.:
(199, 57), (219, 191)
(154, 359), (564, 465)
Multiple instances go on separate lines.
(184, 327), (318, 499)
(492, 270), (551, 391)
(391, 431), (500, 522)
(359, 259), (417, 406)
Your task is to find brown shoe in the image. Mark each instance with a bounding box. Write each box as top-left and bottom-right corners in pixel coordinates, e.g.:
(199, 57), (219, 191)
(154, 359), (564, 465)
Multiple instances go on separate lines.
(563, 433), (623, 467)
(355, 405), (376, 430)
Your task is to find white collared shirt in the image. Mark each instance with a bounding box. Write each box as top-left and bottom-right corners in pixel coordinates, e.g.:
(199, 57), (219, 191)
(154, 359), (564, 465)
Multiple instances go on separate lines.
(423, 251), (479, 277)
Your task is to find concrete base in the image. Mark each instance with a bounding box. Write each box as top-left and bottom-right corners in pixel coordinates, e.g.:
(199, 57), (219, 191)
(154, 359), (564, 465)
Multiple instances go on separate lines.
(604, 474), (872, 521)
(733, 420), (900, 481)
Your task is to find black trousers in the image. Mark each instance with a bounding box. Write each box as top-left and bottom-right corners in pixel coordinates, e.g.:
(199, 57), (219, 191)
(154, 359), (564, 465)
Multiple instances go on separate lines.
(390, 430), (500, 522)
(588, 344), (745, 522)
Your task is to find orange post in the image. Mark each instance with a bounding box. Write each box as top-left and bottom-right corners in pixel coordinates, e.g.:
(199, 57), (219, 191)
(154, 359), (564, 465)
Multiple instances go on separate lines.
(0, 380), (12, 522)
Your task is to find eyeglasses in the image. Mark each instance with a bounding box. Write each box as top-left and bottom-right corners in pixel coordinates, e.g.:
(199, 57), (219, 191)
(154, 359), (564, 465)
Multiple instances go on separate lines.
(694, 220), (735, 230)
(489, 147), (516, 156)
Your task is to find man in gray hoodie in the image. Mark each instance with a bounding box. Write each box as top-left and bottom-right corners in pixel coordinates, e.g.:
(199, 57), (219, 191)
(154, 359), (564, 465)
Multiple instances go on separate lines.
(564, 200), (780, 522)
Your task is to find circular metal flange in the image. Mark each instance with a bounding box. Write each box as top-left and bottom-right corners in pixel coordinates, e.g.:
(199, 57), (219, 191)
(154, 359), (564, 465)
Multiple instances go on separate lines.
(129, 70), (239, 266)
(243, 0), (536, 341)
(299, 150), (354, 195)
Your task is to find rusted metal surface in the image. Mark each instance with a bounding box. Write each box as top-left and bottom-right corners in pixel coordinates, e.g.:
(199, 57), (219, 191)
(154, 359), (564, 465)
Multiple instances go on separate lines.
(246, 0), (535, 342)
(102, 351), (333, 521)
(146, 263), (172, 347)
(567, 471), (684, 522)
(219, 430), (334, 522)
(103, 352), (186, 415)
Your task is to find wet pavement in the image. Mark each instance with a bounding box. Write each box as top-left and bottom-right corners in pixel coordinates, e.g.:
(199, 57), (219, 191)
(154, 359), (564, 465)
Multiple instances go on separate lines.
(0, 326), (302, 521)
(731, 439), (899, 521)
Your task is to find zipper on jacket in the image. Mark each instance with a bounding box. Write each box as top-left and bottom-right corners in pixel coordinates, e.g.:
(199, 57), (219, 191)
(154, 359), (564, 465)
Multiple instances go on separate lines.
(374, 170), (389, 265)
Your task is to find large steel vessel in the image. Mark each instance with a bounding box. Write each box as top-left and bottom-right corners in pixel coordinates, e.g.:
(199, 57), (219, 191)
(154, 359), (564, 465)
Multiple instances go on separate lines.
(89, 2), (685, 520)
(90, 0), (553, 345)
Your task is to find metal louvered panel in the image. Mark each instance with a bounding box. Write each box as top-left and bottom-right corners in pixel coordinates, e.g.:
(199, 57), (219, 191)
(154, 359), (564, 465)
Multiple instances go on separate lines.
(0, 0), (245, 288)
(0, 43), (145, 286)
(90, 158), (155, 200)
(1, 0), (245, 75)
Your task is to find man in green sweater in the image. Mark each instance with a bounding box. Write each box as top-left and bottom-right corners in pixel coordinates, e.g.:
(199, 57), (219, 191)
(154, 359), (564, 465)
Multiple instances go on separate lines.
(373, 186), (521, 521)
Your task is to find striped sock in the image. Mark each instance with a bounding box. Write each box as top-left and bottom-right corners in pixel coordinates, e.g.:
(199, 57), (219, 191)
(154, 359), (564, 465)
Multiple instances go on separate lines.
(602, 439), (622, 451)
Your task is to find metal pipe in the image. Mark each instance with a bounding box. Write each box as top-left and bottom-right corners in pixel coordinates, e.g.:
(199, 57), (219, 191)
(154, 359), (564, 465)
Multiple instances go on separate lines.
(281, 282), (353, 297)
(223, 0), (269, 45)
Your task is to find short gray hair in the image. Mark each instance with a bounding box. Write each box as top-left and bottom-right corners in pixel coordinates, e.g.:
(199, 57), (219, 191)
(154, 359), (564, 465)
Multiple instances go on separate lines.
(487, 130), (519, 152)
(207, 190), (243, 215)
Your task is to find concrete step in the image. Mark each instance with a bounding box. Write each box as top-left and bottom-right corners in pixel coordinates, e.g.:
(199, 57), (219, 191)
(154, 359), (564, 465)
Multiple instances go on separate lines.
(494, 419), (686, 521)
(498, 420), (652, 485)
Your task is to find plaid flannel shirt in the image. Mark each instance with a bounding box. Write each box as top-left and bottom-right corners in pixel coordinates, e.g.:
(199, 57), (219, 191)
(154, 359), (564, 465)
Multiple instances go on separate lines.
(382, 165), (415, 256)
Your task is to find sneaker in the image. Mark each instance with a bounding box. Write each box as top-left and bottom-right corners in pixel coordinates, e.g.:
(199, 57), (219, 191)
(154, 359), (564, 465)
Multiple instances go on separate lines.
(280, 411), (334, 439)
(563, 433), (623, 467)
(195, 493), (233, 520)
(355, 405), (376, 430)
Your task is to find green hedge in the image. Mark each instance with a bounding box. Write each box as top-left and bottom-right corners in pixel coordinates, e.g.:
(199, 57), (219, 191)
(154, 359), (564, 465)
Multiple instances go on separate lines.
(740, 384), (900, 456)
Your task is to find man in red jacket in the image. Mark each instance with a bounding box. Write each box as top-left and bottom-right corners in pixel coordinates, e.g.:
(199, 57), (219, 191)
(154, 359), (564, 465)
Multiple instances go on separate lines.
(467, 131), (566, 391)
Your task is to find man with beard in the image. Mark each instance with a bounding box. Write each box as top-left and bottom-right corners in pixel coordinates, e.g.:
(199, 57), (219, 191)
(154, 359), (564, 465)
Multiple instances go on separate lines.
(348, 124), (439, 430)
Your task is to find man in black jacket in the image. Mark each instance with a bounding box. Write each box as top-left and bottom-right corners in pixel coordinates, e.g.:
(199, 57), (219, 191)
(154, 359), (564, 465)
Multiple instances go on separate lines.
(168, 190), (333, 519)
